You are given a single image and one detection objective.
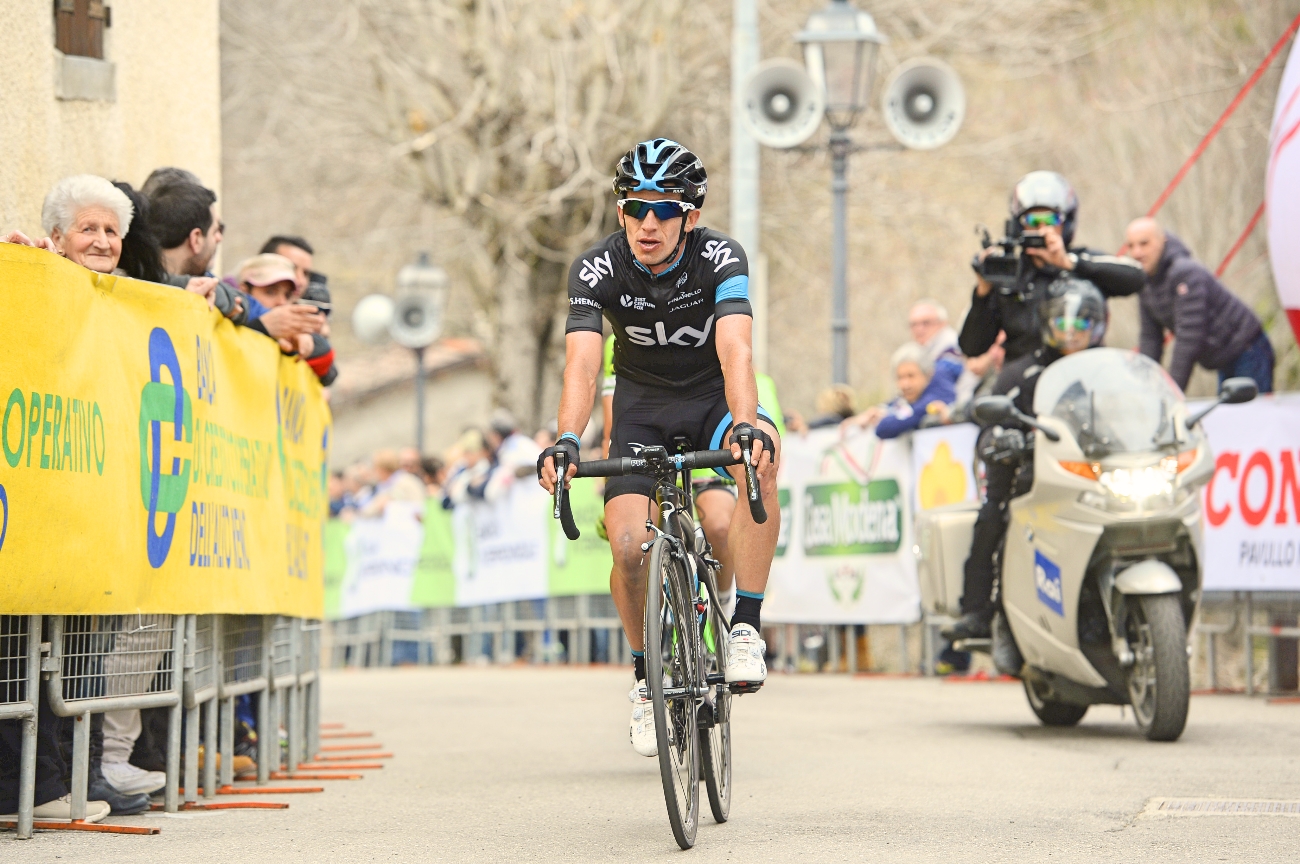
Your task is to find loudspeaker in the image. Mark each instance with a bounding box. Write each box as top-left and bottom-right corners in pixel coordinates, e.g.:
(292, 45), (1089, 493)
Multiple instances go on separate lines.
(351, 294), (394, 345)
(881, 58), (965, 150)
(389, 291), (443, 349)
(741, 58), (825, 149)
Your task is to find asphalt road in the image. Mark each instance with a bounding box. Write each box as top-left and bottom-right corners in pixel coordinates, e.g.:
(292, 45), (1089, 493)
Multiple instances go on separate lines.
(10, 666), (1300, 862)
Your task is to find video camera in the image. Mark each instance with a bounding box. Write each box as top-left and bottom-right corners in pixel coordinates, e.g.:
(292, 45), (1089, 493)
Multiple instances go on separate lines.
(971, 220), (1046, 294)
(296, 271), (333, 317)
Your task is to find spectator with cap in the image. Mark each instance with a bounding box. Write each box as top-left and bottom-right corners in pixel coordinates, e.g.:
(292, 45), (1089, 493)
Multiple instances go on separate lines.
(483, 408), (543, 501)
(260, 235), (314, 293)
(1126, 217), (1274, 393)
(236, 253), (334, 383)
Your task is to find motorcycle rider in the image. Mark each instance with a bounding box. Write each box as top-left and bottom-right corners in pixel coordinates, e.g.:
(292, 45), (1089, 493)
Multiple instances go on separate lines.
(946, 275), (1109, 641)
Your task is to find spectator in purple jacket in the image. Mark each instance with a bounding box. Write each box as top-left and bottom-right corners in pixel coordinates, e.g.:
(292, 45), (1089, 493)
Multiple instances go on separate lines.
(1126, 217), (1273, 393)
(841, 343), (957, 440)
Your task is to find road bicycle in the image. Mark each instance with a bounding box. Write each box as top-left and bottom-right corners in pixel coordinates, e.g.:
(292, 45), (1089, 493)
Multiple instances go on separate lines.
(551, 431), (767, 849)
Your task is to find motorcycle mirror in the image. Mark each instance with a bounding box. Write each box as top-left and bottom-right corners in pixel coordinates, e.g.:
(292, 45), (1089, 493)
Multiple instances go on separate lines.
(1188, 376), (1259, 428)
(1219, 377), (1258, 405)
(971, 396), (1015, 426)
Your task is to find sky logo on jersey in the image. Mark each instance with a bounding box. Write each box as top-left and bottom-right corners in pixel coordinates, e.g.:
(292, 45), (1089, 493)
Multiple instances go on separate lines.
(701, 239), (739, 274)
(619, 294), (655, 311)
(578, 250), (614, 287)
(1034, 550), (1064, 617)
(625, 314), (714, 347)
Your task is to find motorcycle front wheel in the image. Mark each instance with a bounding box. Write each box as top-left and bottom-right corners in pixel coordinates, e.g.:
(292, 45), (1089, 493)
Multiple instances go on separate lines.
(1124, 593), (1190, 741)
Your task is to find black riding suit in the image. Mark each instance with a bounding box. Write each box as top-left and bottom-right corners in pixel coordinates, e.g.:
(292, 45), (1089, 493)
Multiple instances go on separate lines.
(958, 248), (1143, 378)
(565, 226), (774, 501)
(959, 346), (1061, 618)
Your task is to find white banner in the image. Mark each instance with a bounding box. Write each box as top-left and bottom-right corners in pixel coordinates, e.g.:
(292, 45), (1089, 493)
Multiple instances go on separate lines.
(454, 482), (551, 607)
(339, 502), (424, 618)
(910, 424), (981, 512)
(1199, 394), (1300, 591)
(765, 428), (922, 624)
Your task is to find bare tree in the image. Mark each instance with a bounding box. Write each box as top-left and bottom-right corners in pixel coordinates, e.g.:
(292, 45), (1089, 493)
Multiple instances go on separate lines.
(351, 0), (698, 427)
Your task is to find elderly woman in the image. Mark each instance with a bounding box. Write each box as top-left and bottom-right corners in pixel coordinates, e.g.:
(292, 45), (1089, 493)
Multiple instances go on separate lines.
(842, 342), (956, 440)
(1, 174), (134, 272)
(2, 174), (216, 307)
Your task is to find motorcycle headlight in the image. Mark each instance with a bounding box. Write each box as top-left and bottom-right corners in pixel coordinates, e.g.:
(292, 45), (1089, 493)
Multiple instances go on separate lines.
(1079, 460), (1190, 513)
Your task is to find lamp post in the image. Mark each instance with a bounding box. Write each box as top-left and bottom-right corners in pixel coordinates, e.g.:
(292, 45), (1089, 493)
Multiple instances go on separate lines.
(796, 0), (885, 385)
(392, 253), (448, 452)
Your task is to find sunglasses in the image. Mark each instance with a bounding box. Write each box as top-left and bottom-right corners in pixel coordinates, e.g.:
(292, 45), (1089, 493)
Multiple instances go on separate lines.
(1022, 211), (1063, 229)
(1051, 316), (1096, 333)
(618, 198), (696, 221)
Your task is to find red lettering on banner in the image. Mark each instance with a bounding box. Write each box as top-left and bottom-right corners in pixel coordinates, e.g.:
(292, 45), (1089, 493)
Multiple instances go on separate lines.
(1206, 452), (1238, 527)
(1239, 451), (1274, 527)
(1277, 451), (1300, 525)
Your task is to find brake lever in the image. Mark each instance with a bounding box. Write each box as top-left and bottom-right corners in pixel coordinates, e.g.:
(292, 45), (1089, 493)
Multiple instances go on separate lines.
(552, 451), (580, 540)
(737, 432), (768, 525)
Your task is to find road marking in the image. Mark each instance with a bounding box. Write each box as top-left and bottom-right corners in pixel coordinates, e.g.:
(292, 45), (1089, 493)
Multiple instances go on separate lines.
(1141, 798), (1300, 817)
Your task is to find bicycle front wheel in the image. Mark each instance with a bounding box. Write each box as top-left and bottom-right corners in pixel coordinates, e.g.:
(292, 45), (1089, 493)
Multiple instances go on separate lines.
(699, 565), (732, 824)
(646, 537), (700, 850)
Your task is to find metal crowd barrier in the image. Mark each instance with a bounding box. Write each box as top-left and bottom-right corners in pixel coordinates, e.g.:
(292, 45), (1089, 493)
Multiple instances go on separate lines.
(2, 614), (322, 838)
(1, 616), (42, 838)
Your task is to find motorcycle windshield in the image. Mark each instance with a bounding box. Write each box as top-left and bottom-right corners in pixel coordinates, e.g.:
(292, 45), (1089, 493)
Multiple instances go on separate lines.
(1032, 348), (1185, 458)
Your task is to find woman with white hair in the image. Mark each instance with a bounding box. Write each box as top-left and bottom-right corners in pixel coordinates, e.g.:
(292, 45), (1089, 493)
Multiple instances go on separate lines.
(841, 342), (957, 439)
(41, 174), (134, 273)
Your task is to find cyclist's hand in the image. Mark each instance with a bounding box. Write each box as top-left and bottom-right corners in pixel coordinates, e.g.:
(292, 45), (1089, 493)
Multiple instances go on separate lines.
(728, 422), (774, 469)
(536, 438), (579, 493)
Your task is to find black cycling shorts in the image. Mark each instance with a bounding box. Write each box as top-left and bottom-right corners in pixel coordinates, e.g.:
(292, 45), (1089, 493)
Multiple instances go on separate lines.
(605, 377), (777, 502)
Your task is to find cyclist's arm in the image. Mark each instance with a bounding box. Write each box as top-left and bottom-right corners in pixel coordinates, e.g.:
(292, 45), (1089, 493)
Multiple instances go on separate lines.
(538, 330), (604, 492)
(716, 315), (763, 462)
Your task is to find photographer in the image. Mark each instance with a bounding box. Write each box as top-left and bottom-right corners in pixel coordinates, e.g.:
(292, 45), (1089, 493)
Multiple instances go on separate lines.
(960, 171), (1143, 377)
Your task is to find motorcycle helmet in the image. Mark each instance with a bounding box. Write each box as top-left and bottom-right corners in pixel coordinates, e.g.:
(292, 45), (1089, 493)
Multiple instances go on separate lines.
(1010, 171), (1078, 245)
(1039, 274), (1106, 353)
(613, 138), (707, 207)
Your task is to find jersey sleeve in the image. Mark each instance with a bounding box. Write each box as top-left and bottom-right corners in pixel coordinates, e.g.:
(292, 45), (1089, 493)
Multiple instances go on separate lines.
(704, 232), (752, 319)
(565, 253), (606, 333)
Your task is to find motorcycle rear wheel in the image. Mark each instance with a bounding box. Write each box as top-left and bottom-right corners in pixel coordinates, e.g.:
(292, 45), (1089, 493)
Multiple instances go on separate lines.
(1023, 677), (1088, 727)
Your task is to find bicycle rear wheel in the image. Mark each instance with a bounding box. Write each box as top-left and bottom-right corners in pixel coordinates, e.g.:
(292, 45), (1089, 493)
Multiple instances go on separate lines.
(646, 537), (700, 850)
(699, 566), (732, 824)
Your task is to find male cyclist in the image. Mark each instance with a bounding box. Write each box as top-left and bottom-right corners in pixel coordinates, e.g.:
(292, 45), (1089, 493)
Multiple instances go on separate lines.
(537, 139), (781, 758)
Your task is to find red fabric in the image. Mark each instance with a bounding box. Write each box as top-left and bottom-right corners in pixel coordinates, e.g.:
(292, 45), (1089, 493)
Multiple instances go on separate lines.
(306, 348), (334, 380)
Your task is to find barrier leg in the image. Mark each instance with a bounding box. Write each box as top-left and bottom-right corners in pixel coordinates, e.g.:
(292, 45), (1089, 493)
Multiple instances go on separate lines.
(70, 712), (90, 821)
(307, 679), (320, 758)
(203, 697), (217, 799)
(1205, 631), (1218, 691)
(257, 689), (271, 784)
(1245, 593), (1255, 697)
(898, 625), (909, 674)
(183, 705), (199, 804)
(288, 684), (303, 771)
(829, 625), (841, 673)
(164, 700), (181, 812)
(219, 698), (234, 788)
(17, 614), (41, 839)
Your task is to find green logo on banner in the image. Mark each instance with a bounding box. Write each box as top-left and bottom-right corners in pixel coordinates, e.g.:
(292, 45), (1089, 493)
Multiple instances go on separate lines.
(802, 480), (901, 555)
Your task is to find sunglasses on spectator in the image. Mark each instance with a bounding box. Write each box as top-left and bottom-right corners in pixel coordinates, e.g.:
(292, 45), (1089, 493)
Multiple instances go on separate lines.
(618, 199), (696, 221)
(1050, 316), (1096, 333)
(1021, 211), (1063, 229)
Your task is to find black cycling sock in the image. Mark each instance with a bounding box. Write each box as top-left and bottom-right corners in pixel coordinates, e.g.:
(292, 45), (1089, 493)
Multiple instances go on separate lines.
(632, 651), (646, 683)
(732, 591), (763, 634)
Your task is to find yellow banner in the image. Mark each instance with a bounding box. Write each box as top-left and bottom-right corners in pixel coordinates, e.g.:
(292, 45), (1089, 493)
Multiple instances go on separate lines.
(0, 244), (329, 615)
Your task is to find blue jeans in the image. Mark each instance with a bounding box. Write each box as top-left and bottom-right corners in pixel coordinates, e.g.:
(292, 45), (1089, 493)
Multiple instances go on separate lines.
(1219, 330), (1274, 394)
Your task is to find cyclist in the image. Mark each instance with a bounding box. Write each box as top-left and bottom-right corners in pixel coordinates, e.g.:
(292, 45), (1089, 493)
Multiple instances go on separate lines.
(537, 138), (781, 758)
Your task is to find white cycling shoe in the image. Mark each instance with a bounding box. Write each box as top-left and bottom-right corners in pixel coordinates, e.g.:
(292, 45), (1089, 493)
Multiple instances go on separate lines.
(628, 680), (657, 757)
(725, 623), (768, 687)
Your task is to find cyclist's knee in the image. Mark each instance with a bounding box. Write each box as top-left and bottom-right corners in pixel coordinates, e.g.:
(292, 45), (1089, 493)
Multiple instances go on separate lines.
(607, 526), (648, 577)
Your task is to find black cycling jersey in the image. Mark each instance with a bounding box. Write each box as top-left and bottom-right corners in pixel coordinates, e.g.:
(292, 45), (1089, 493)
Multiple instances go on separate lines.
(565, 226), (751, 389)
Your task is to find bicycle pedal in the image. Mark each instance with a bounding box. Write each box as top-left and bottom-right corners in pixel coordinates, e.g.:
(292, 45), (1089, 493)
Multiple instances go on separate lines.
(729, 681), (764, 695)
